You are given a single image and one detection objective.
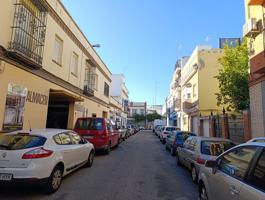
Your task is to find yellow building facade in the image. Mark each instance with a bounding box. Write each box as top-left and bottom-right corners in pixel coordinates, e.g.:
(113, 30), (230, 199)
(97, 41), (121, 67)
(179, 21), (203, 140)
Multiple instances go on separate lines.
(180, 46), (224, 135)
(0, 0), (112, 132)
(244, 0), (265, 136)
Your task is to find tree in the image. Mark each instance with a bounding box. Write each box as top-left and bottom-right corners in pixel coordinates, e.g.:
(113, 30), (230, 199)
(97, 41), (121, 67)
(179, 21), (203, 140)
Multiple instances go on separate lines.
(146, 112), (162, 122)
(133, 114), (146, 123)
(215, 39), (249, 111)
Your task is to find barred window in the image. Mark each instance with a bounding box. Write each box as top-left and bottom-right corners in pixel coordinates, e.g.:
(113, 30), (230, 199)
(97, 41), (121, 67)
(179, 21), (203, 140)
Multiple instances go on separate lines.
(104, 82), (109, 97)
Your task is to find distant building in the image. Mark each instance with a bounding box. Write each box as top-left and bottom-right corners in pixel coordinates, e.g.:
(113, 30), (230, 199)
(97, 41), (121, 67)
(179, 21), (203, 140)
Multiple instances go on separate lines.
(147, 105), (163, 115)
(128, 102), (147, 117)
(219, 38), (241, 49)
(110, 74), (129, 128)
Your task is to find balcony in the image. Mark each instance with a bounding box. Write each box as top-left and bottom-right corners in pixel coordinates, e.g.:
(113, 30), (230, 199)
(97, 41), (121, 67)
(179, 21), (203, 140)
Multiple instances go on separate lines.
(182, 100), (199, 114)
(248, 0), (265, 5)
(8, 0), (48, 69)
(83, 67), (98, 96)
(250, 50), (265, 74)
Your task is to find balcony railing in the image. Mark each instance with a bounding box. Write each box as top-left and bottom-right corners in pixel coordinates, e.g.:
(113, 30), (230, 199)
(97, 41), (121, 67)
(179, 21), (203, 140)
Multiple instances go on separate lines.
(9, 0), (47, 68)
(83, 68), (98, 96)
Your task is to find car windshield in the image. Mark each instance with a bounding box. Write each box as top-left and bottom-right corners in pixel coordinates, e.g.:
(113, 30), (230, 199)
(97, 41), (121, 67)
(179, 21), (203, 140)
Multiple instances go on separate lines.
(75, 118), (103, 130)
(201, 141), (234, 156)
(0, 134), (46, 150)
(166, 127), (176, 131)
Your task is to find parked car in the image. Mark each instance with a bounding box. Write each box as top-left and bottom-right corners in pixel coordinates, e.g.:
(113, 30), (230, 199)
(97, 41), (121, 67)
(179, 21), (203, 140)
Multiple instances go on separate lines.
(176, 136), (234, 183)
(74, 117), (119, 154)
(0, 129), (94, 193)
(117, 126), (127, 142)
(165, 131), (196, 156)
(159, 126), (178, 144)
(127, 125), (135, 136)
(156, 126), (164, 137)
(198, 137), (265, 200)
(154, 125), (162, 136)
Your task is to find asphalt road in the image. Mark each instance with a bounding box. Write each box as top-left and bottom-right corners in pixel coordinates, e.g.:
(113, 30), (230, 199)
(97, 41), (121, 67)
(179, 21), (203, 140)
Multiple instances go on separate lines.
(0, 131), (198, 200)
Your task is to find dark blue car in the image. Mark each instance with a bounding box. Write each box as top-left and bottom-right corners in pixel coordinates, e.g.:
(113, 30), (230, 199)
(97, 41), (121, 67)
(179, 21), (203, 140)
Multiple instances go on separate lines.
(165, 131), (196, 156)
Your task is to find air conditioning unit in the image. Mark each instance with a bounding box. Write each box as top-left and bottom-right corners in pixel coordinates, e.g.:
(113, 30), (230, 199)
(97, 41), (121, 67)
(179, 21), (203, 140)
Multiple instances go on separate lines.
(243, 18), (260, 37)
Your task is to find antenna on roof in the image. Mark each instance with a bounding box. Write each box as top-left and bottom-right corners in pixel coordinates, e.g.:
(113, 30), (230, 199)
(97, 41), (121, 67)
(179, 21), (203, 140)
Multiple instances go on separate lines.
(28, 120), (32, 132)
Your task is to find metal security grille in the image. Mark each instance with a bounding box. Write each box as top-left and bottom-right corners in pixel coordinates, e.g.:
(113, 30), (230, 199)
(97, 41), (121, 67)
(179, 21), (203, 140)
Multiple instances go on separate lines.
(84, 67), (97, 96)
(228, 115), (244, 144)
(215, 115), (222, 138)
(9, 0), (47, 66)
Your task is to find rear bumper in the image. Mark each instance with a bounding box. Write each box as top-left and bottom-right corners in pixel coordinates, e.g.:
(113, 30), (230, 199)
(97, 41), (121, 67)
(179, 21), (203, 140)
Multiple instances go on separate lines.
(86, 138), (109, 150)
(0, 177), (49, 186)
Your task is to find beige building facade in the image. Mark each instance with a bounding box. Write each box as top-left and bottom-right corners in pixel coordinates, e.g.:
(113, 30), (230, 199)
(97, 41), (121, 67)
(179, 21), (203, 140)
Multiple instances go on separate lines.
(180, 46), (224, 135)
(0, 0), (112, 132)
(244, 0), (265, 136)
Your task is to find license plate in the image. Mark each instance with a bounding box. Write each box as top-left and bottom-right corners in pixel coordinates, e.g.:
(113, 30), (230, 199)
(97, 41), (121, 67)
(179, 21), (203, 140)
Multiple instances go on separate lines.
(0, 174), (12, 181)
(83, 136), (93, 139)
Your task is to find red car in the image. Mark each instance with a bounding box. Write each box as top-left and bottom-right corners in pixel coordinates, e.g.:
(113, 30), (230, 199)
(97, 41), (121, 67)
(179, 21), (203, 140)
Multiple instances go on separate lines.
(74, 117), (119, 154)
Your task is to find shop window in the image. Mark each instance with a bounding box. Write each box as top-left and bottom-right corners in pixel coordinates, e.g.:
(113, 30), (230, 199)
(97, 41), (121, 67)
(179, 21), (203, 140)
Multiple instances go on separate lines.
(52, 35), (63, 66)
(70, 52), (78, 76)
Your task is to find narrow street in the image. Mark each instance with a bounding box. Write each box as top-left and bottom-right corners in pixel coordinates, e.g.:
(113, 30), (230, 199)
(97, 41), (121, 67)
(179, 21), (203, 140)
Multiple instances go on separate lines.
(0, 131), (198, 200)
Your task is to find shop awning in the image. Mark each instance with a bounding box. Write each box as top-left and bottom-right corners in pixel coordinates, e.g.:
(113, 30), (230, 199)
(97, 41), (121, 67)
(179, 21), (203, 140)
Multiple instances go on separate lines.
(49, 89), (84, 102)
(248, 0), (265, 5)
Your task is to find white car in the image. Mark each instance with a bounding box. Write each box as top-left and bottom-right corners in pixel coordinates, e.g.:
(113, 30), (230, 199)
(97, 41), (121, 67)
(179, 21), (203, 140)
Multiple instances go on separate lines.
(0, 129), (94, 193)
(159, 126), (178, 144)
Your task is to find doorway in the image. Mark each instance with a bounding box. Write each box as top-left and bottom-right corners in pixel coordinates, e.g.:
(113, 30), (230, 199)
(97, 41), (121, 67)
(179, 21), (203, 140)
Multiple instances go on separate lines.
(46, 102), (69, 129)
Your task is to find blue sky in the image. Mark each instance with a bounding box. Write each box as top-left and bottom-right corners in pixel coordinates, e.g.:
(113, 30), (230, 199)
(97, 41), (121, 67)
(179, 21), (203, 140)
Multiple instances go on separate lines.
(61, 0), (245, 106)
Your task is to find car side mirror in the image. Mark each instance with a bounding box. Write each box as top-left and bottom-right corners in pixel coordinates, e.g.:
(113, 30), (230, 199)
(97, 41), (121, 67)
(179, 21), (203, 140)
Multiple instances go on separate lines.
(205, 160), (217, 168)
(205, 160), (217, 174)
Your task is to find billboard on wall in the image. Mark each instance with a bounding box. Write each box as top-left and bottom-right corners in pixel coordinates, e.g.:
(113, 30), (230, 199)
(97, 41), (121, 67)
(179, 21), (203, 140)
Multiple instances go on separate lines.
(3, 83), (28, 131)
(219, 38), (241, 49)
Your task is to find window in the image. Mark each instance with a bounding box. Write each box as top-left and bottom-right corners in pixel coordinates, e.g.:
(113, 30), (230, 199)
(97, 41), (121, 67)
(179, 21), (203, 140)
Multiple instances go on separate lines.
(0, 134), (46, 150)
(201, 141), (234, 156)
(58, 133), (72, 145)
(218, 147), (257, 180)
(53, 134), (62, 145)
(52, 35), (63, 65)
(248, 150), (265, 191)
(84, 65), (98, 92)
(70, 52), (78, 76)
(10, 0), (48, 66)
(68, 132), (82, 145)
(104, 82), (109, 97)
(193, 84), (197, 97)
(75, 118), (103, 130)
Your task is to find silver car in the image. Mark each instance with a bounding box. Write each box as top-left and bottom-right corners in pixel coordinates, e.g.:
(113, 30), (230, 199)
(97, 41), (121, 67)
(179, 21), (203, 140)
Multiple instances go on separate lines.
(176, 136), (234, 183)
(198, 137), (265, 200)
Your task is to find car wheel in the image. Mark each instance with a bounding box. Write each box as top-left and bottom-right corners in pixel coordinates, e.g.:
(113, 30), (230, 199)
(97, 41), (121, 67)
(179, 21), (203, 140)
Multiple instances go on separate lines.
(191, 166), (198, 184)
(84, 150), (94, 168)
(105, 142), (111, 154)
(170, 148), (175, 156)
(176, 153), (182, 166)
(199, 184), (208, 200)
(45, 165), (63, 194)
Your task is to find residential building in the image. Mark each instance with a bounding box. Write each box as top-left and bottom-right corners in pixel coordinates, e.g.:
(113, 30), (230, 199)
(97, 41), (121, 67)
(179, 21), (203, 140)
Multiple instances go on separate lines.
(243, 0), (265, 136)
(128, 101), (147, 127)
(147, 105), (163, 115)
(165, 57), (189, 127)
(0, 0), (112, 132)
(180, 45), (224, 135)
(110, 74), (129, 128)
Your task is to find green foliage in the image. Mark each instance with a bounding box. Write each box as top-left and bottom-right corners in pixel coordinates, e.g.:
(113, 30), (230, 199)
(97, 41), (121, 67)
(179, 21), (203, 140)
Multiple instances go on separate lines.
(133, 114), (146, 123)
(215, 39), (249, 111)
(146, 112), (162, 122)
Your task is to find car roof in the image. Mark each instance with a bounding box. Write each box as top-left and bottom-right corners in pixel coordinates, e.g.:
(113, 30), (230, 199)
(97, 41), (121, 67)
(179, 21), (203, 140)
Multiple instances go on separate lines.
(6, 129), (71, 138)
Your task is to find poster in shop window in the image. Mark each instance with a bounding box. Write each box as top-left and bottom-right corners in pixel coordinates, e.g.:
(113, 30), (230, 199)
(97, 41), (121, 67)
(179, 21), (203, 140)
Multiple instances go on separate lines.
(3, 83), (28, 131)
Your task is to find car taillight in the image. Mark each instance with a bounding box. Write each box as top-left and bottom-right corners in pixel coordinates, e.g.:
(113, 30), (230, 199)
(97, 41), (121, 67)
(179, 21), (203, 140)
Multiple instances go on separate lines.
(196, 157), (206, 164)
(22, 148), (53, 159)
